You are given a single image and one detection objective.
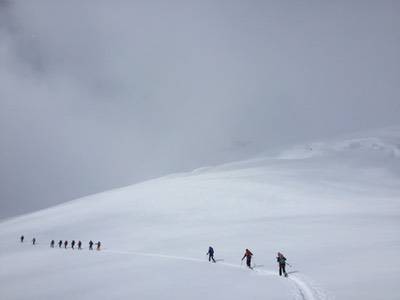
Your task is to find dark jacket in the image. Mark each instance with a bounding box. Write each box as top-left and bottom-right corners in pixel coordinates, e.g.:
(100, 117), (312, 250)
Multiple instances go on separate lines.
(277, 255), (286, 265)
(242, 249), (253, 260)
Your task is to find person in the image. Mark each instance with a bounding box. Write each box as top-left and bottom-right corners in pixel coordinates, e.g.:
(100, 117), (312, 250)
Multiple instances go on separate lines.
(32, 238), (36, 245)
(71, 240), (75, 249)
(64, 240), (68, 249)
(207, 246), (216, 263)
(78, 240), (82, 250)
(58, 240), (62, 248)
(277, 252), (287, 277)
(96, 241), (101, 250)
(89, 240), (94, 250)
(241, 249), (253, 269)
(20, 235), (24, 243)
(50, 240), (55, 248)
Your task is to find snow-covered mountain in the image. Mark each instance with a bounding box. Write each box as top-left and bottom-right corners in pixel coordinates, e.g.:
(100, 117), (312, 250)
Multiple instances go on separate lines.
(1, 127), (399, 300)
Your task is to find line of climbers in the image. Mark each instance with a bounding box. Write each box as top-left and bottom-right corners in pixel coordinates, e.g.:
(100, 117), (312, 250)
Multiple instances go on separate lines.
(20, 235), (101, 251)
(20, 236), (288, 277)
(207, 246), (289, 277)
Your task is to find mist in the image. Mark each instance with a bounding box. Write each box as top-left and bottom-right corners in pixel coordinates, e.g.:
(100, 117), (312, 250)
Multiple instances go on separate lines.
(1, 0), (399, 218)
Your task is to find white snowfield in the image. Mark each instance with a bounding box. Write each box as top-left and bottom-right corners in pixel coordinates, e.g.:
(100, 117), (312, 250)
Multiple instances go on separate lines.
(1, 127), (400, 300)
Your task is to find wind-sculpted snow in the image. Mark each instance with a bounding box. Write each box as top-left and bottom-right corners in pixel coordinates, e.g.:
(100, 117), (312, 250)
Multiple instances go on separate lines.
(277, 126), (400, 160)
(0, 127), (399, 299)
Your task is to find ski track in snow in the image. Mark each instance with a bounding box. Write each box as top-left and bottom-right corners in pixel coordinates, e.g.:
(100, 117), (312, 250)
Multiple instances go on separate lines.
(104, 249), (323, 300)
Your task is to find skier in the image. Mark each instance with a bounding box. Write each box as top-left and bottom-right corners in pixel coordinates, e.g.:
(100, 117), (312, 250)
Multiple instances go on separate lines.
(50, 240), (55, 248)
(241, 248), (253, 269)
(206, 246), (216, 263)
(58, 240), (62, 248)
(32, 238), (36, 245)
(78, 240), (82, 250)
(71, 240), (75, 249)
(64, 240), (68, 249)
(277, 252), (288, 277)
(20, 235), (24, 243)
(96, 241), (101, 250)
(89, 240), (94, 250)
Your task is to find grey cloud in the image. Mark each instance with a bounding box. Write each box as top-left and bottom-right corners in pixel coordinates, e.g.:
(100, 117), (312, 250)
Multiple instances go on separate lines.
(1, 0), (399, 218)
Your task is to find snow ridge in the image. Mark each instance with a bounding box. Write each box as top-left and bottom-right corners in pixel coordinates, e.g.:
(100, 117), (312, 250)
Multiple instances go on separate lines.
(277, 126), (400, 160)
(1, 126), (399, 300)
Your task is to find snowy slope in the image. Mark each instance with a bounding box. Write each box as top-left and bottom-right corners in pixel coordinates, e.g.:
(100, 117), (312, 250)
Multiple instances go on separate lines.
(1, 127), (400, 300)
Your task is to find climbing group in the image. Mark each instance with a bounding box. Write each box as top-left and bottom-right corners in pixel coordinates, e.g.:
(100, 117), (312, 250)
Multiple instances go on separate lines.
(20, 235), (102, 251)
(208, 246), (289, 277)
(20, 235), (288, 277)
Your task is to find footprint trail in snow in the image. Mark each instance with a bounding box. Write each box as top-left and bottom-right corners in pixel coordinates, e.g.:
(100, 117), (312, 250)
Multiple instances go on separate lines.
(104, 249), (325, 300)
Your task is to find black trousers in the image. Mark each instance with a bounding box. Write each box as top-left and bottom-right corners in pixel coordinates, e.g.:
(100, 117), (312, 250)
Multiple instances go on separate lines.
(279, 264), (286, 276)
(208, 254), (216, 262)
(246, 257), (252, 268)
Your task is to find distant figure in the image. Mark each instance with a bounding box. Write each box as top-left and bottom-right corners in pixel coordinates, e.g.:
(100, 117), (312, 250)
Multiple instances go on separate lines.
(207, 246), (216, 263)
(78, 240), (82, 250)
(58, 240), (62, 248)
(71, 240), (75, 249)
(20, 235), (24, 243)
(64, 240), (68, 249)
(277, 252), (287, 277)
(89, 240), (94, 250)
(241, 248), (253, 269)
(32, 238), (36, 245)
(50, 240), (55, 248)
(96, 241), (101, 250)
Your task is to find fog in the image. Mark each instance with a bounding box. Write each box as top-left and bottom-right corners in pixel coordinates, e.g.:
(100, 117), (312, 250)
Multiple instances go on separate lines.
(0, 0), (399, 218)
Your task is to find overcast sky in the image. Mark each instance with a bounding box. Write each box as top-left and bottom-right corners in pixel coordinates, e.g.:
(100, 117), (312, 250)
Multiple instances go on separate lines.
(0, 0), (399, 219)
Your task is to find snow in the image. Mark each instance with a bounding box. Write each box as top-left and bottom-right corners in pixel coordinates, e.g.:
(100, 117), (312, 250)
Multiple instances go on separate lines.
(1, 126), (400, 300)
